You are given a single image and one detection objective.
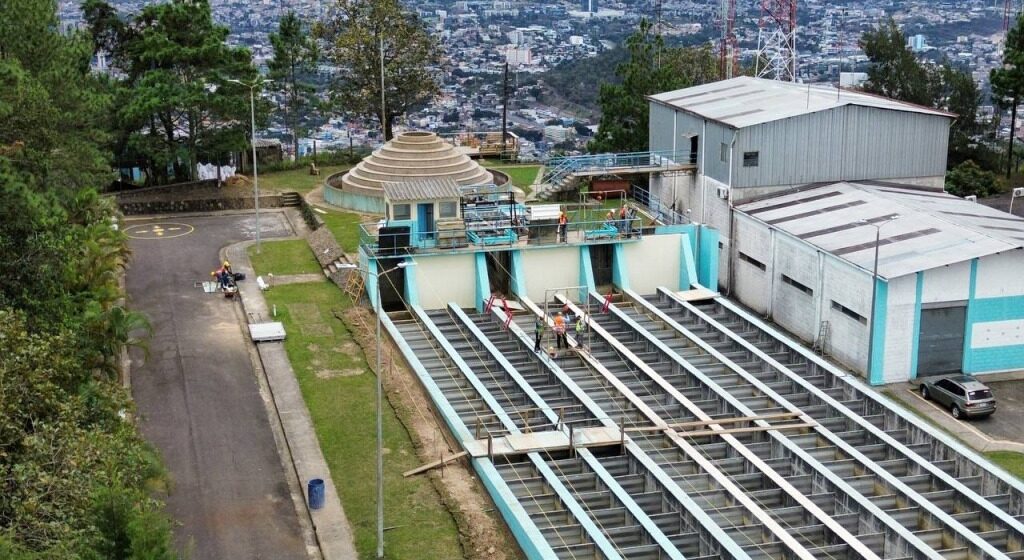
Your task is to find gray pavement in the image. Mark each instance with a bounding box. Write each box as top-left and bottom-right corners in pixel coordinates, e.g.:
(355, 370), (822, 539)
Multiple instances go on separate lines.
(126, 213), (310, 560)
(225, 241), (359, 560)
(901, 372), (1024, 453)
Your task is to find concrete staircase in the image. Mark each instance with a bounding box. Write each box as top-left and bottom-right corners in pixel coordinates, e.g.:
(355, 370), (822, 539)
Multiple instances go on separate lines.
(280, 191), (302, 207)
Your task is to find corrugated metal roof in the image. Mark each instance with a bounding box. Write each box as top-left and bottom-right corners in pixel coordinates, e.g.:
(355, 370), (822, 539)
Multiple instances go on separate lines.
(736, 182), (1024, 279)
(382, 178), (462, 202)
(649, 76), (953, 129)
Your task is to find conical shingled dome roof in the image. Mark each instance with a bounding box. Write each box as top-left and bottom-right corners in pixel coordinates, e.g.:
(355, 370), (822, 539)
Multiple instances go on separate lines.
(341, 131), (493, 196)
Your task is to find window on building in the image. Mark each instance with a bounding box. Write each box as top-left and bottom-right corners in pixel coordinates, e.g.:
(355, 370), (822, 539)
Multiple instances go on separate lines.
(781, 274), (813, 296)
(720, 142), (729, 162)
(438, 201), (457, 218)
(743, 151), (760, 167)
(392, 203), (411, 220)
(738, 252), (767, 272)
(831, 300), (867, 325)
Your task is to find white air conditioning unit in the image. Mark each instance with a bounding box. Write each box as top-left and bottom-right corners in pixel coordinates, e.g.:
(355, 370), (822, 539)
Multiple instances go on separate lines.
(716, 186), (729, 200)
(965, 195), (978, 203)
(1013, 187), (1024, 197)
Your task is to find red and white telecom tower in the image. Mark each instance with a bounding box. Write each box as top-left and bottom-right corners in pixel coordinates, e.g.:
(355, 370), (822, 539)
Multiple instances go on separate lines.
(756, 0), (798, 82)
(1007, 0), (1021, 33)
(719, 0), (738, 79)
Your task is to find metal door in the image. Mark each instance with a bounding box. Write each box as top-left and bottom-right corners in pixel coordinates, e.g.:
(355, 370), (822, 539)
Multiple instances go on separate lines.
(417, 203), (435, 241)
(917, 306), (966, 376)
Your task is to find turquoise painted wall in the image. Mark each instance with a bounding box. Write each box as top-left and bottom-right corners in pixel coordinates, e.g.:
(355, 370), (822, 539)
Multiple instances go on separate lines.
(510, 250), (527, 298)
(963, 258), (1024, 372)
(323, 184), (385, 214)
(579, 245), (596, 301)
(612, 243), (630, 291)
(680, 233), (699, 290)
(475, 252), (489, 313)
(868, 277), (889, 386)
(698, 226), (719, 289)
(909, 272), (924, 380)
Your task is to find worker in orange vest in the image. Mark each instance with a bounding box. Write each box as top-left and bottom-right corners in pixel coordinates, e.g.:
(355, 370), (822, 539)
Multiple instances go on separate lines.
(553, 312), (567, 350)
(558, 210), (568, 242)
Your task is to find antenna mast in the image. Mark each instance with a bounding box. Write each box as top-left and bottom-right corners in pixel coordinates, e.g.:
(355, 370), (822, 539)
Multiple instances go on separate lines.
(755, 0), (798, 81)
(719, 0), (738, 79)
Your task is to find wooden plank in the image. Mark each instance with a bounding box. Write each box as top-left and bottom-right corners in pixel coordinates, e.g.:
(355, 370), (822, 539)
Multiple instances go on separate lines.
(624, 412), (802, 433)
(403, 451), (468, 477)
(674, 423), (816, 439)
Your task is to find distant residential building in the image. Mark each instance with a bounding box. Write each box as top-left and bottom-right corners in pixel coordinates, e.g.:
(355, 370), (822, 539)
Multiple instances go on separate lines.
(910, 34), (926, 52)
(580, 0), (598, 13)
(543, 125), (574, 143)
(503, 45), (533, 65)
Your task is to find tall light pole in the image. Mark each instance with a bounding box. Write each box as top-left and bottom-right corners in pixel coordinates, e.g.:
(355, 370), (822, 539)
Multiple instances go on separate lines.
(861, 215), (899, 381)
(340, 259), (415, 559)
(227, 77), (273, 253)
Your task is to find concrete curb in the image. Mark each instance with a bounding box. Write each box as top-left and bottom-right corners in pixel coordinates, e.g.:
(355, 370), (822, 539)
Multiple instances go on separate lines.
(225, 240), (359, 560)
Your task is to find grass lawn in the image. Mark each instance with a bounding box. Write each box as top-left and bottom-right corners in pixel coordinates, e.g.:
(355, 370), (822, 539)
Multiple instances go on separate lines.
(261, 281), (462, 559)
(319, 210), (364, 253)
(247, 239), (321, 275)
(481, 161), (541, 196)
(257, 164), (352, 195)
(986, 451), (1024, 482)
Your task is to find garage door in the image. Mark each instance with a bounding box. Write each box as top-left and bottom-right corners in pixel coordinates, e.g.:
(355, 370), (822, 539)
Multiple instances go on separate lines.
(917, 305), (966, 376)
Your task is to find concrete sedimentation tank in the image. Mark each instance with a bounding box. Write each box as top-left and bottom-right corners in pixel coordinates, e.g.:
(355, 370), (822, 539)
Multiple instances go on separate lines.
(325, 131), (497, 213)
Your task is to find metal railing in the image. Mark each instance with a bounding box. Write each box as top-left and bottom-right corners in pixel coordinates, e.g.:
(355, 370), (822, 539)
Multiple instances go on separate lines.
(359, 216), (644, 257)
(541, 149), (697, 188)
(631, 187), (691, 225)
(437, 131), (521, 160)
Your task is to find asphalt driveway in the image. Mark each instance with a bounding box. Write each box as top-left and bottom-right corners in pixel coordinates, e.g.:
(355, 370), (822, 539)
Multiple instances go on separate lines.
(125, 213), (308, 560)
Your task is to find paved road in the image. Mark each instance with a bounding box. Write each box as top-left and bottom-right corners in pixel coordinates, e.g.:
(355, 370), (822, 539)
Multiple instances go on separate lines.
(125, 213), (308, 560)
(975, 380), (1024, 442)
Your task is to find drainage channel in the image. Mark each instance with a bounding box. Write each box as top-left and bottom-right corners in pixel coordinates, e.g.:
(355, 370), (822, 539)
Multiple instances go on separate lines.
(609, 289), (1024, 560)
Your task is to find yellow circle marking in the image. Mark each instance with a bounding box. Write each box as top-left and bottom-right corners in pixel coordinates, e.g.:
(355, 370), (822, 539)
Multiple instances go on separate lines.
(125, 222), (194, 240)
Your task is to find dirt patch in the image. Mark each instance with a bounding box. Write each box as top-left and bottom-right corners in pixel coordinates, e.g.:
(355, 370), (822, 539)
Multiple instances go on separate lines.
(340, 306), (521, 560)
(315, 368), (364, 379)
(333, 341), (360, 355)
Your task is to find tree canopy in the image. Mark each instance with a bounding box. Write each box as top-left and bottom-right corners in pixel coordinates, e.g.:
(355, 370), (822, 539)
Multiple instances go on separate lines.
(589, 19), (717, 154)
(1, 1), (175, 556)
(991, 15), (1024, 178)
(316, 0), (440, 140)
(860, 18), (941, 107)
(269, 11), (319, 157)
(83, 0), (259, 185)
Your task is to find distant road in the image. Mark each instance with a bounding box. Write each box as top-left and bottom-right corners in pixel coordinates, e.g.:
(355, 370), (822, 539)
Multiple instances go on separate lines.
(126, 213), (308, 560)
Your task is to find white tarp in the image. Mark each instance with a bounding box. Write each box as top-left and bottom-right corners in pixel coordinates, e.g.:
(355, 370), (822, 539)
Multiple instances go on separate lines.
(197, 163), (236, 182)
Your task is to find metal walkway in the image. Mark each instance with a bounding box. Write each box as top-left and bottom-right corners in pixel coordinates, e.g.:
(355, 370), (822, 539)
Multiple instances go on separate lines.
(382, 290), (1024, 560)
(534, 151), (696, 201)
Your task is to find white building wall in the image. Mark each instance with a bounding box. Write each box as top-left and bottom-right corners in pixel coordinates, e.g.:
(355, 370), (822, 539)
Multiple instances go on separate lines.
(623, 234), (682, 294)
(412, 253), (477, 309)
(975, 251), (1024, 298)
(921, 261), (971, 303)
(881, 274), (918, 383)
(821, 257), (872, 372)
(703, 177), (733, 291)
(731, 214), (772, 314)
(770, 234), (820, 342)
(520, 246), (581, 303)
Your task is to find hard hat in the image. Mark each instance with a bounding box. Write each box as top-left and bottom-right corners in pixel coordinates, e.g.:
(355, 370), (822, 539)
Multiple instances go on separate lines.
(223, 260), (230, 266)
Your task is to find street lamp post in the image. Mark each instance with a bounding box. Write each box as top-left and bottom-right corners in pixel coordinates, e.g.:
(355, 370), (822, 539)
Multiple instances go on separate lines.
(339, 259), (415, 559)
(226, 77), (273, 253)
(861, 215), (900, 382)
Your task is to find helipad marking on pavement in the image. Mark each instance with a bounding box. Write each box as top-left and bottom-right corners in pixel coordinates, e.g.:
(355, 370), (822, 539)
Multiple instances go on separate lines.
(125, 222), (194, 240)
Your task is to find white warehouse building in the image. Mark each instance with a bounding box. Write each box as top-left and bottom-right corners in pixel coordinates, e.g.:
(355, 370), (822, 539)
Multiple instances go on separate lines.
(647, 77), (1024, 384)
(736, 182), (1024, 384)
(647, 76), (954, 288)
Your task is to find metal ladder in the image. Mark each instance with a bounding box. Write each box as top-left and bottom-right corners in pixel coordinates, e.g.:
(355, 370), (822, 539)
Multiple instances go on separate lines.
(812, 320), (830, 355)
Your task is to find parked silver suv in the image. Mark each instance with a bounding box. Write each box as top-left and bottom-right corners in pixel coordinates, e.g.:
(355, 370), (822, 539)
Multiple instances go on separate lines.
(919, 375), (997, 419)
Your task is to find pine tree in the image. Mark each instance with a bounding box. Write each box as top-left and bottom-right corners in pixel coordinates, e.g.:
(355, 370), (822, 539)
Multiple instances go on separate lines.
(269, 12), (319, 158)
(991, 15), (1024, 179)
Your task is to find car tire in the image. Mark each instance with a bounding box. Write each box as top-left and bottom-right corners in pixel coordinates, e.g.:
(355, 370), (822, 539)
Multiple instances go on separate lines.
(951, 405), (962, 419)
(920, 385), (929, 400)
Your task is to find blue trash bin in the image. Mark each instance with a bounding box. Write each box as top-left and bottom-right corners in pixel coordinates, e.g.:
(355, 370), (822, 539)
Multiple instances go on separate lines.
(307, 478), (325, 510)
